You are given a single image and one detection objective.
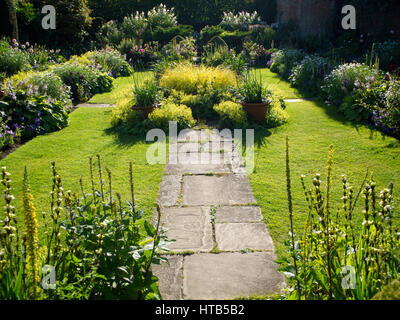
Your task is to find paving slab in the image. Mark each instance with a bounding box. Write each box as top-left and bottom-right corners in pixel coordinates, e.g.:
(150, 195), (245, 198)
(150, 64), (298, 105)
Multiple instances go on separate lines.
(152, 255), (183, 300)
(215, 206), (264, 223)
(165, 153), (232, 174)
(169, 141), (234, 154)
(215, 223), (274, 251)
(157, 175), (181, 206)
(182, 175), (256, 206)
(160, 207), (213, 252)
(183, 252), (285, 300)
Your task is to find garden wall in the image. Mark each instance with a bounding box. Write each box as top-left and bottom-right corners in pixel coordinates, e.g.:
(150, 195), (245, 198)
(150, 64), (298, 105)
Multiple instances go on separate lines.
(276, 0), (336, 38)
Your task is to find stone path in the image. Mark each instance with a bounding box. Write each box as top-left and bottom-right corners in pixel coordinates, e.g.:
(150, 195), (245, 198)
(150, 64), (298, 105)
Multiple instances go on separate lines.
(152, 128), (285, 300)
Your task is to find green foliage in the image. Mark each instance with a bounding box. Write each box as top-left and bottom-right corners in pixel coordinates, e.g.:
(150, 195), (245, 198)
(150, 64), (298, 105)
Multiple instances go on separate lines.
(161, 36), (197, 62)
(148, 101), (196, 131)
(251, 26), (277, 49)
(213, 101), (247, 128)
(133, 79), (160, 108)
(279, 145), (400, 300)
(201, 43), (248, 75)
(264, 95), (288, 129)
(321, 63), (382, 106)
(86, 49), (132, 77)
(97, 20), (123, 47)
(52, 63), (113, 103)
(144, 25), (194, 45)
(0, 157), (169, 300)
(220, 30), (252, 51)
(270, 49), (305, 80)
(199, 25), (224, 48)
(0, 41), (30, 76)
(289, 55), (331, 96)
(44, 0), (92, 46)
(237, 71), (271, 103)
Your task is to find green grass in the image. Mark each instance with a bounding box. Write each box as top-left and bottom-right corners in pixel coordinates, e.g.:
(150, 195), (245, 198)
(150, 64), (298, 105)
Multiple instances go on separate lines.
(88, 71), (152, 104)
(254, 68), (304, 99)
(249, 96), (400, 257)
(0, 107), (165, 241)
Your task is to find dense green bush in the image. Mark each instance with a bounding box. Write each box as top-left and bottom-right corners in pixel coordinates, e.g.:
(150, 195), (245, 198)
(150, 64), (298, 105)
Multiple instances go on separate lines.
(0, 84), (70, 140)
(289, 55), (331, 96)
(0, 41), (30, 76)
(133, 79), (160, 107)
(199, 25), (224, 48)
(220, 30), (252, 51)
(161, 37), (197, 62)
(250, 26), (277, 49)
(270, 49), (305, 79)
(144, 25), (193, 44)
(201, 44), (247, 74)
(213, 101), (247, 128)
(97, 20), (123, 47)
(52, 63), (113, 103)
(148, 101), (196, 131)
(321, 63), (382, 106)
(119, 40), (158, 67)
(86, 49), (132, 77)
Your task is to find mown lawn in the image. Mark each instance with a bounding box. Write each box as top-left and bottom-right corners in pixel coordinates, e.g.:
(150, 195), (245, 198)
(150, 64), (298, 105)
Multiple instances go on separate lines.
(250, 69), (400, 257)
(0, 107), (165, 241)
(88, 71), (152, 104)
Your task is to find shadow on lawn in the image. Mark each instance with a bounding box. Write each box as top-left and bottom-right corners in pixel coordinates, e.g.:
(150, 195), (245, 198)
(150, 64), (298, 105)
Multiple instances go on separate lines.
(104, 126), (149, 148)
(311, 98), (400, 145)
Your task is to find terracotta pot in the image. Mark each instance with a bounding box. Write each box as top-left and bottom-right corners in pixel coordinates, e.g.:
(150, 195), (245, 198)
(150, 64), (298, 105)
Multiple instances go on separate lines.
(131, 105), (156, 118)
(240, 101), (270, 123)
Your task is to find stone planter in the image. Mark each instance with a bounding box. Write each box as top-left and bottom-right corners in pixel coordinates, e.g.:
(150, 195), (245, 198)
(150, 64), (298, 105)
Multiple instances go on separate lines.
(240, 101), (270, 123)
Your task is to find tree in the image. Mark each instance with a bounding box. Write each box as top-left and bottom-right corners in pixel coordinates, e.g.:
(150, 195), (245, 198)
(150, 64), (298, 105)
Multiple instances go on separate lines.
(5, 0), (19, 40)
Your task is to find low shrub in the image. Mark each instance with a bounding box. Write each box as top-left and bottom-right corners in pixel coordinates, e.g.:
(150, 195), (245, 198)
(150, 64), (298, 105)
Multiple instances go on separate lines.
(289, 55), (331, 96)
(161, 37), (197, 62)
(241, 41), (270, 67)
(0, 84), (70, 140)
(251, 26), (278, 49)
(85, 49), (132, 78)
(159, 63), (237, 95)
(0, 41), (30, 76)
(144, 25), (193, 45)
(321, 63), (382, 106)
(367, 41), (400, 71)
(201, 44), (248, 75)
(213, 101), (247, 129)
(148, 101), (196, 131)
(270, 49), (305, 79)
(220, 30), (252, 51)
(52, 63), (113, 103)
(199, 25), (224, 48)
(119, 40), (158, 68)
(265, 95), (289, 129)
(96, 20), (123, 47)
(372, 79), (400, 137)
(0, 121), (21, 151)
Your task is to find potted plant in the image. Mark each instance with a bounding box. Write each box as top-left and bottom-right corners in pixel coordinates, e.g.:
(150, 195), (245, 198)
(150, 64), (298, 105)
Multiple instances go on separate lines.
(237, 72), (272, 122)
(131, 79), (160, 117)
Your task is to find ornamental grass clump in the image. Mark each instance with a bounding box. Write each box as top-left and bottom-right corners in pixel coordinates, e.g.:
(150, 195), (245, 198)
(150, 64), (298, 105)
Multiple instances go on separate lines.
(159, 62), (238, 95)
(279, 141), (400, 300)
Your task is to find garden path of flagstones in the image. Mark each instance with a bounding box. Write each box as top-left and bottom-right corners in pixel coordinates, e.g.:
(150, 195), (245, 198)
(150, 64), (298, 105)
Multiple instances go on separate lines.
(151, 128), (285, 300)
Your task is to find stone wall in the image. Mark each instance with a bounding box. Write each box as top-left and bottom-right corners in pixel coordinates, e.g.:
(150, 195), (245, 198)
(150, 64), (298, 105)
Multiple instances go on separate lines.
(276, 0), (336, 38)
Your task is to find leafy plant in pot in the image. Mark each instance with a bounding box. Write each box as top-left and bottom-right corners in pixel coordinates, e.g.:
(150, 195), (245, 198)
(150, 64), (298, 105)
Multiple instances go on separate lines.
(237, 72), (272, 122)
(132, 79), (161, 117)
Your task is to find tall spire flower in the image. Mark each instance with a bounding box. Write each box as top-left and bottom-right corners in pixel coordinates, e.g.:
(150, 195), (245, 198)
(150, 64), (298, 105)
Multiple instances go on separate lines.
(22, 167), (40, 298)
